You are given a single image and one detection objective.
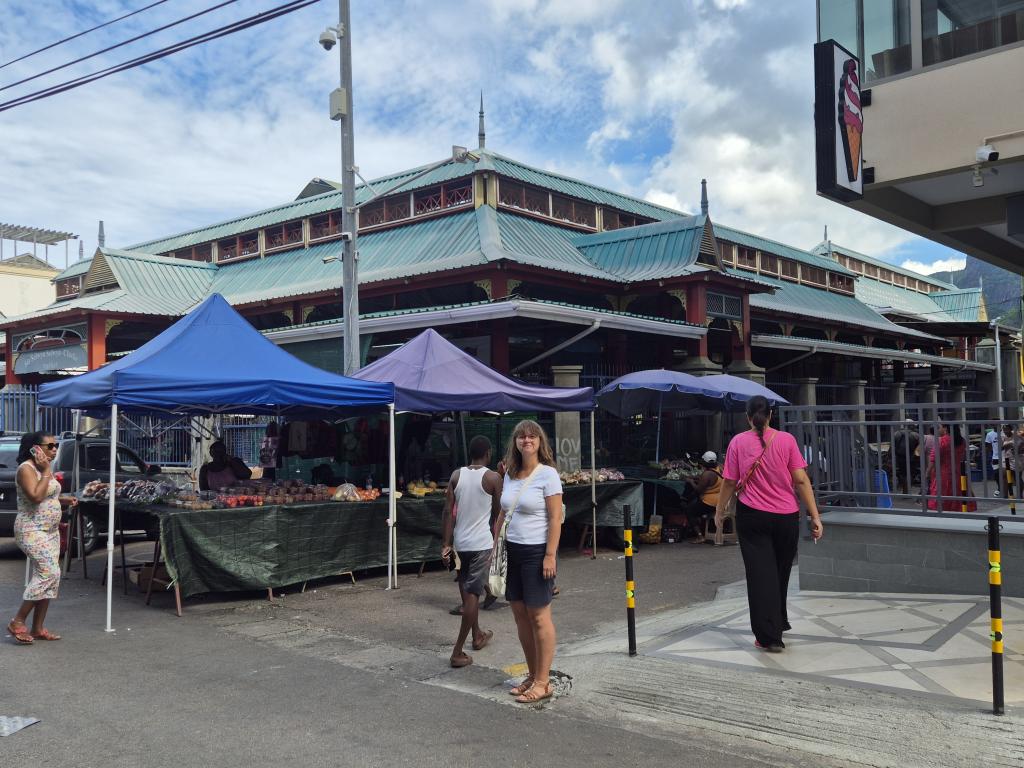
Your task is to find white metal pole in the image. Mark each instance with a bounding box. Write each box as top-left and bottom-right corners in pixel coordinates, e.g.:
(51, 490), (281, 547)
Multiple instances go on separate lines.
(590, 409), (597, 559)
(387, 403), (397, 589)
(106, 404), (118, 632)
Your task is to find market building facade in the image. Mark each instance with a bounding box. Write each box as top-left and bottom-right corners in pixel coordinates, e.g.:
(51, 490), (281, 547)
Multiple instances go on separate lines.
(1, 142), (1009, 459)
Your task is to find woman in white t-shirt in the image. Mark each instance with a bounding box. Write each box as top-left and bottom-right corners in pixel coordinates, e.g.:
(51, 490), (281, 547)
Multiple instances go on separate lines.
(496, 419), (563, 704)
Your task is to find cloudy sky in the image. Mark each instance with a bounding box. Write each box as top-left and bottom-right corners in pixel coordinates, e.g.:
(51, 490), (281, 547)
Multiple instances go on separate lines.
(0, 0), (965, 274)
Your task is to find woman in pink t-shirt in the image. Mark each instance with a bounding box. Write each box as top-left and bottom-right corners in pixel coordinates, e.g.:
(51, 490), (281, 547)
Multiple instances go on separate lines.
(715, 396), (824, 652)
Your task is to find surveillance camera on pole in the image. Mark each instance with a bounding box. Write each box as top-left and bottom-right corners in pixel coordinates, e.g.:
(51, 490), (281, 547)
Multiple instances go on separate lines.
(319, 28), (336, 50)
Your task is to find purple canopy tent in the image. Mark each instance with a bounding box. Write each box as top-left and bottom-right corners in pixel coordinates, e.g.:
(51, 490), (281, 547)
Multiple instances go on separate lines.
(354, 329), (604, 557)
(352, 328), (593, 412)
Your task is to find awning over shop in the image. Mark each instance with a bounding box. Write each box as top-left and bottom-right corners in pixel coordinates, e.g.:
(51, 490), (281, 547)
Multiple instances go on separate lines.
(265, 298), (706, 345)
(752, 334), (995, 372)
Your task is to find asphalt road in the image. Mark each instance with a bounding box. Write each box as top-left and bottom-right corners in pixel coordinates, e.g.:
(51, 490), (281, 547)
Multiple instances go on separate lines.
(1, 537), (774, 768)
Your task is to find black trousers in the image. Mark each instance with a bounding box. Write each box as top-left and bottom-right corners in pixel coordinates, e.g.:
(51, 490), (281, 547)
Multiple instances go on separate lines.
(736, 500), (799, 646)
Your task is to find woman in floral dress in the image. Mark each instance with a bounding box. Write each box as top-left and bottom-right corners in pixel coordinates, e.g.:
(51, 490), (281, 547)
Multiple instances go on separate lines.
(7, 431), (68, 644)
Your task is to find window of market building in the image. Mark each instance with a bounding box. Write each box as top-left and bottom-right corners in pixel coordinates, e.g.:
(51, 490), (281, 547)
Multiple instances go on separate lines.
(760, 252), (780, 276)
(265, 220), (304, 252)
(719, 242), (734, 265)
(829, 273), (856, 294)
(736, 247), (758, 270)
(217, 231), (259, 263)
(780, 258), (800, 281)
(56, 277), (80, 300)
(309, 213), (341, 242)
(802, 265), (827, 287)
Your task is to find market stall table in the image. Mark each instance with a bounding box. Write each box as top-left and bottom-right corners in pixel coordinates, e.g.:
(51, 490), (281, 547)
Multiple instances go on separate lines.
(98, 481), (643, 612)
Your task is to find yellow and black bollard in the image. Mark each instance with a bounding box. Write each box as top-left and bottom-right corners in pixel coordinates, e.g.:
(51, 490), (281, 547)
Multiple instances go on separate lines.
(960, 472), (968, 514)
(987, 516), (1005, 716)
(623, 505), (637, 656)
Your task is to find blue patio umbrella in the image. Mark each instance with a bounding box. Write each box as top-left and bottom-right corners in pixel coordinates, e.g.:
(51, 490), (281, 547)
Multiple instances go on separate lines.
(596, 370), (727, 464)
(700, 374), (789, 410)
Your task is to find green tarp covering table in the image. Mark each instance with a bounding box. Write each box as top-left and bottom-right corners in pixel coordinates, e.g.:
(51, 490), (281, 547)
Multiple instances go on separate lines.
(124, 481), (643, 599)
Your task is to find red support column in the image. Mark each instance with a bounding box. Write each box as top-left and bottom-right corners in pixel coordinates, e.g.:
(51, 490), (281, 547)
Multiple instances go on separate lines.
(88, 314), (107, 370)
(491, 273), (510, 373)
(685, 283), (708, 358)
(5, 329), (20, 385)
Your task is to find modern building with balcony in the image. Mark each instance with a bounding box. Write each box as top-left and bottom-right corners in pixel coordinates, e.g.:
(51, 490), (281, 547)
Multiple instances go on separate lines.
(816, 0), (1024, 270)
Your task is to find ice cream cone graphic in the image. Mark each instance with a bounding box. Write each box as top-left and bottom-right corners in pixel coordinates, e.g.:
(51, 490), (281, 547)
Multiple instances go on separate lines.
(837, 59), (862, 183)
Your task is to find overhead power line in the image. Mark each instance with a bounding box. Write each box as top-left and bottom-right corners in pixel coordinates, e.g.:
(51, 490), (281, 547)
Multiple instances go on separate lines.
(0, 0), (321, 114)
(1, 0), (245, 93)
(0, 0), (171, 70)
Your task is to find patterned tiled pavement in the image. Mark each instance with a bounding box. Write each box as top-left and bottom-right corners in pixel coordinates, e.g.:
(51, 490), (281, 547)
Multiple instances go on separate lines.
(645, 590), (1024, 704)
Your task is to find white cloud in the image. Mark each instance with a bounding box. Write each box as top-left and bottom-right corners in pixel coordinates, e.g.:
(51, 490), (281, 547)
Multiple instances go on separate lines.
(0, 0), (943, 271)
(900, 258), (967, 275)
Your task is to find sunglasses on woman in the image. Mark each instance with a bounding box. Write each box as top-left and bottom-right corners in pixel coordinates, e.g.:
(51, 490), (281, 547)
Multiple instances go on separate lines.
(37, 442), (58, 450)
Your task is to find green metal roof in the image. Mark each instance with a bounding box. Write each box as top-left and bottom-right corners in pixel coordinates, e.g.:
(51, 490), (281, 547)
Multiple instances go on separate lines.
(572, 215), (705, 281)
(494, 210), (621, 281)
(741, 271), (943, 342)
(127, 190), (345, 255)
(211, 208), (487, 305)
(812, 241), (956, 289)
(931, 287), (986, 322)
(854, 276), (953, 320)
(483, 150), (681, 220)
(53, 258), (92, 280)
(124, 147), (681, 260)
(262, 297), (701, 334)
(715, 225), (856, 276)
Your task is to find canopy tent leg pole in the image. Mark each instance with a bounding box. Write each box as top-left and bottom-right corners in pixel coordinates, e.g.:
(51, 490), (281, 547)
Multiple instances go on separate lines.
(590, 409), (597, 560)
(387, 403), (397, 590)
(653, 392), (663, 519)
(105, 404), (118, 633)
(459, 411), (469, 466)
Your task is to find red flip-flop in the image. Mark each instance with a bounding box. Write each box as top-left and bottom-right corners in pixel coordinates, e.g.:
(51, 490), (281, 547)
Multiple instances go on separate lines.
(7, 620), (34, 645)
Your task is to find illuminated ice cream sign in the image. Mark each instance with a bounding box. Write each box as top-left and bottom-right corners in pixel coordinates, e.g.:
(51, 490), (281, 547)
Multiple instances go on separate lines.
(814, 40), (864, 202)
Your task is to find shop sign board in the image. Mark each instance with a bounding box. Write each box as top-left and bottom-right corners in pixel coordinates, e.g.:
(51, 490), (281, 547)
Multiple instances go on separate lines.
(814, 39), (863, 202)
(14, 343), (88, 374)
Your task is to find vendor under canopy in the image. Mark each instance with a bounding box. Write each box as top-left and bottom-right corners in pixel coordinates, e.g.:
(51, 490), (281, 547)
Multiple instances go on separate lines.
(199, 440), (252, 491)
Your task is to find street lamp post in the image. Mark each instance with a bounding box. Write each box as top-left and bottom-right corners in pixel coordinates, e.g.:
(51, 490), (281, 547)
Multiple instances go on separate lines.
(321, 5), (482, 375)
(322, 0), (360, 375)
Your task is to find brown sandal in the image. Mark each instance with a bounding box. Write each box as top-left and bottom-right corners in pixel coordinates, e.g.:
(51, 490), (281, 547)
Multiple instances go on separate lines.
(32, 628), (61, 641)
(7, 620), (34, 644)
(509, 677), (534, 696)
(515, 681), (553, 704)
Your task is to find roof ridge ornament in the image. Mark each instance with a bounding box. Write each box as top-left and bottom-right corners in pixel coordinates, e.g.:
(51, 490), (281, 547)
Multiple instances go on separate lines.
(478, 91), (485, 149)
(700, 179), (708, 215)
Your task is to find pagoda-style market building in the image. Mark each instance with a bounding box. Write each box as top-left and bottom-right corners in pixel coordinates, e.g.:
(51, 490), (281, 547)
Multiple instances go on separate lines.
(2, 133), (1007, 443)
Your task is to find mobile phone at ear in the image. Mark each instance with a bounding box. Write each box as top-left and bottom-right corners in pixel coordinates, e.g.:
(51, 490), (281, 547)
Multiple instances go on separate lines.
(31, 446), (42, 461)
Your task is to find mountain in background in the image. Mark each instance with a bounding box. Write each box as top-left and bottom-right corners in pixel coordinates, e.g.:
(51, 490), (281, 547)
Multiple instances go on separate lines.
(932, 256), (1021, 327)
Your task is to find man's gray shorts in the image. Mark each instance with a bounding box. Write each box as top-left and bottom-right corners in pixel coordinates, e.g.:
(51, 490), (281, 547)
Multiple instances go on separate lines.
(457, 549), (491, 597)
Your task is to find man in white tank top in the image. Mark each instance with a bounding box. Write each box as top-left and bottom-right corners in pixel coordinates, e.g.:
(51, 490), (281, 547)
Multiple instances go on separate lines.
(441, 436), (503, 668)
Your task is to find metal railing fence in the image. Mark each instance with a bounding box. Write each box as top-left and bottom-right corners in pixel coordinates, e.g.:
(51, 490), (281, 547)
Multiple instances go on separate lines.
(779, 401), (1022, 520)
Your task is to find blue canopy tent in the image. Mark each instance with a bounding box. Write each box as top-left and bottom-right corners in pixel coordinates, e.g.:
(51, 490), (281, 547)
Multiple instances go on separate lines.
(353, 329), (603, 552)
(39, 294), (397, 629)
(700, 374), (789, 410)
(597, 370), (726, 468)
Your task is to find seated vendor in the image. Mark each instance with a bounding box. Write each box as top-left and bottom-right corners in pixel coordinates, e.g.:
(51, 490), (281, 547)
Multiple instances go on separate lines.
(684, 451), (722, 543)
(199, 440), (252, 491)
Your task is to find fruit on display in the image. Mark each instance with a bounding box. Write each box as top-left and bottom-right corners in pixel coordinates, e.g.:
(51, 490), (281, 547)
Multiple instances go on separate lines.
(558, 468), (625, 486)
(404, 480), (443, 498)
